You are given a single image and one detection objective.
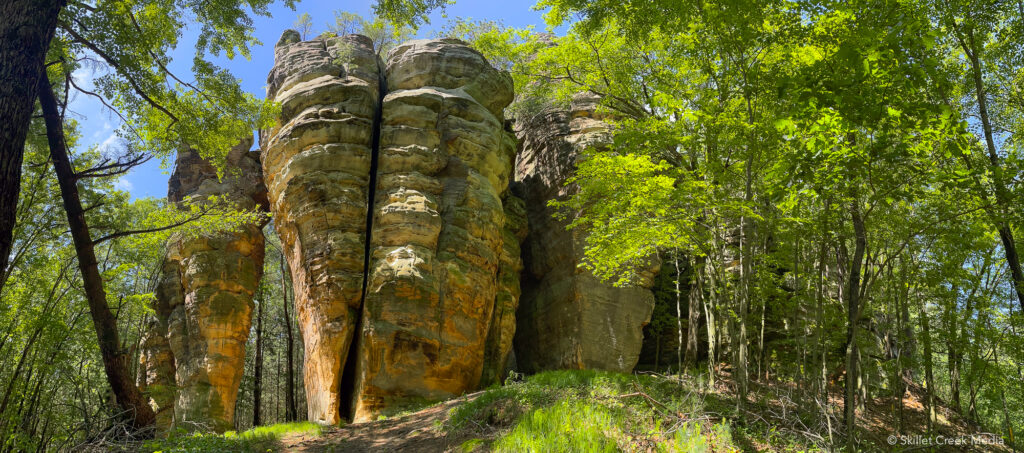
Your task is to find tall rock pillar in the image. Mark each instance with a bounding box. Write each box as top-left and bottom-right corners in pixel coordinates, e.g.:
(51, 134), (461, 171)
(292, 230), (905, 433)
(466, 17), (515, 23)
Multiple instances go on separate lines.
(349, 39), (517, 421)
(139, 136), (268, 433)
(264, 33), (522, 423)
(261, 31), (382, 424)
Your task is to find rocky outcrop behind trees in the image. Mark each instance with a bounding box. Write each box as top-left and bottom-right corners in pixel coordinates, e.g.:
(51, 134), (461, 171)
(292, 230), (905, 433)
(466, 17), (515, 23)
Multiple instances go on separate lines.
(138, 137), (268, 433)
(262, 33), (522, 423)
(512, 93), (658, 374)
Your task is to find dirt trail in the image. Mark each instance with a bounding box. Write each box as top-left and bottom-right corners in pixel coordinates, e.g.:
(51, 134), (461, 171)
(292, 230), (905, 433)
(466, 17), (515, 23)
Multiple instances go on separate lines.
(279, 393), (483, 452)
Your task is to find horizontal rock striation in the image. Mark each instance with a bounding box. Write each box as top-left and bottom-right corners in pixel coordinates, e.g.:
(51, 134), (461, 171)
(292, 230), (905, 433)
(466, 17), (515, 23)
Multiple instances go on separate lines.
(513, 93), (658, 374)
(141, 136), (268, 433)
(264, 33), (522, 423)
(261, 31), (383, 425)
(349, 39), (517, 421)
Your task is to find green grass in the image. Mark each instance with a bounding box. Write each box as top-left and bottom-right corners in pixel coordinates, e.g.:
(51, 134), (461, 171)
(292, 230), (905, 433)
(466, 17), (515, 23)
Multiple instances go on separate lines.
(445, 369), (739, 452)
(142, 421), (323, 453)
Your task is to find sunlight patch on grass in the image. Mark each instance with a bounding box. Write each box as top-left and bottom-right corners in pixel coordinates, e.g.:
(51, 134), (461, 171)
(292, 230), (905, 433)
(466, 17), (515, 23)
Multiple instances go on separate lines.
(446, 369), (740, 452)
(143, 421), (322, 453)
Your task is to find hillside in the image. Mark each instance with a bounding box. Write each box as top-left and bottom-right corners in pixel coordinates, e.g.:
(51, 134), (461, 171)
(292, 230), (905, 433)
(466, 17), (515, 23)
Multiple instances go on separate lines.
(136, 369), (1009, 453)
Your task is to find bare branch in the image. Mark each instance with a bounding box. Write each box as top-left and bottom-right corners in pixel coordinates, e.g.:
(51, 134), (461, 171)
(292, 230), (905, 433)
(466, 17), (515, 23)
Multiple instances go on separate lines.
(75, 154), (151, 180)
(91, 205), (215, 246)
(60, 21), (181, 123)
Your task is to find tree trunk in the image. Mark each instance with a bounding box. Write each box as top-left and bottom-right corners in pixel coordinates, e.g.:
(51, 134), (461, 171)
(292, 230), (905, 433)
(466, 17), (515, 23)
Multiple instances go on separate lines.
(844, 200), (867, 450)
(279, 252), (297, 421)
(962, 27), (1024, 312)
(38, 73), (155, 429)
(0, 0), (64, 277)
(919, 286), (936, 435)
(673, 252), (684, 373)
(252, 296), (264, 427)
(686, 255), (703, 369)
(944, 294), (963, 413)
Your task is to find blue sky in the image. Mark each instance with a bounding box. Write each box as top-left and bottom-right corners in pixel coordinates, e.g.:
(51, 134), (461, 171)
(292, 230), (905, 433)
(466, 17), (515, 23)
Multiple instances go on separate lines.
(68, 0), (554, 199)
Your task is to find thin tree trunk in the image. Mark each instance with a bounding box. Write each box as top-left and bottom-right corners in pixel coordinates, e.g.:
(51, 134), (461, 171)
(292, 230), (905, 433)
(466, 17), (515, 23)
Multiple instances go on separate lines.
(844, 200), (867, 451)
(38, 73), (155, 429)
(686, 255), (703, 369)
(0, 0), (65, 277)
(919, 285), (936, 435)
(253, 296), (264, 427)
(279, 252), (297, 421)
(815, 208), (833, 447)
(945, 292), (963, 413)
(674, 251), (684, 374)
(961, 27), (1024, 312)
(275, 347), (281, 423)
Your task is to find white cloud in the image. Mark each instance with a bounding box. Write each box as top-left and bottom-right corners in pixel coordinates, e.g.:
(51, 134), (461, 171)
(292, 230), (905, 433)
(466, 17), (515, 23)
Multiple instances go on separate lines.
(97, 133), (120, 152)
(114, 178), (134, 192)
(92, 121), (112, 139)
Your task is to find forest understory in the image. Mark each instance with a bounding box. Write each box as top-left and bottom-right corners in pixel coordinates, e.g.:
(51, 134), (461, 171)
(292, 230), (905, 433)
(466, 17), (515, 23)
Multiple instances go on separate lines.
(118, 369), (1008, 452)
(3, 0), (1024, 452)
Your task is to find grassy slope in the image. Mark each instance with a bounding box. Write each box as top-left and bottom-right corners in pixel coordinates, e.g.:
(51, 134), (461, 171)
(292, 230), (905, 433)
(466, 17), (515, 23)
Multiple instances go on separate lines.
(132, 369), (1012, 452)
(140, 421), (323, 452)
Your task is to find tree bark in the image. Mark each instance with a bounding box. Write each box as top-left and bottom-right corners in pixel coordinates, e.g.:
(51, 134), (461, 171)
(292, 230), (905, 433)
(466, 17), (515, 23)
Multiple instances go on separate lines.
(844, 200), (867, 450)
(673, 252), (684, 373)
(38, 73), (155, 429)
(961, 27), (1024, 312)
(919, 286), (936, 435)
(685, 255), (703, 369)
(252, 296), (263, 427)
(279, 252), (297, 421)
(0, 0), (65, 277)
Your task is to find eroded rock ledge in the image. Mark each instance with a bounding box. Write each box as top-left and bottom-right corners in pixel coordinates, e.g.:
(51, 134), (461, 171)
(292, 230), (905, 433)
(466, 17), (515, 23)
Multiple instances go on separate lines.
(263, 33), (521, 423)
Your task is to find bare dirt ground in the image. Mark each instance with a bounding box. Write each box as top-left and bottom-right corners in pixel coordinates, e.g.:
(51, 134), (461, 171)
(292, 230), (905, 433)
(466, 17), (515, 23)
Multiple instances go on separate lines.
(279, 393), (484, 453)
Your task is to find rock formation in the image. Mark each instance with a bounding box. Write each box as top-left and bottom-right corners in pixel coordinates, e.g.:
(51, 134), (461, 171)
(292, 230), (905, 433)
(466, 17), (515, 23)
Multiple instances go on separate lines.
(349, 39), (517, 422)
(263, 33), (521, 423)
(480, 194), (528, 386)
(137, 322), (175, 430)
(512, 93), (658, 374)
(261, 31), (381, 425)
(139, 137), (268, 433)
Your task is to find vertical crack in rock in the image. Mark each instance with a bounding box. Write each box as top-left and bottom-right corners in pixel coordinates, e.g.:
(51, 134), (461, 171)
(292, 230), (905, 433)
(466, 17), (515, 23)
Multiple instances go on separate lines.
(264, 33), (521, 422)
(338, 55), (388, 422)
(480, 185), (528, 387)
(348, 38), (516, 422)
(261, 31), (381, 425)
(512, 93), (660, 374)
(139, 136), (268, 433)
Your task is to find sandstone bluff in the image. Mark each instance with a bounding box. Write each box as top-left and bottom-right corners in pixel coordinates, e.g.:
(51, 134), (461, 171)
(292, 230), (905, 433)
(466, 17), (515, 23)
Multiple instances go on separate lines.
(139, 32), (658, 432)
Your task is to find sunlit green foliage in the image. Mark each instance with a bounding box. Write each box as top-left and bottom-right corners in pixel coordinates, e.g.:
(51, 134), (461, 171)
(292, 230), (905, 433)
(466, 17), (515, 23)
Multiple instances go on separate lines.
(142, 421), (322, 453)
(447, 370), (738, 452)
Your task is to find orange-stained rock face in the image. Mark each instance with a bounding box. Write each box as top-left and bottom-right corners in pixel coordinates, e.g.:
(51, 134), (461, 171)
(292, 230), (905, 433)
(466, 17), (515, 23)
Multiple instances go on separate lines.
(480, 194), (528, 387)
(348, 39), (517, 422)
(140, 136), (268, 433)
(263, 33), (522, 423)
(137, 321), (175, 432)
(512, 94), (659, 374)
(261, 31), (382, 425)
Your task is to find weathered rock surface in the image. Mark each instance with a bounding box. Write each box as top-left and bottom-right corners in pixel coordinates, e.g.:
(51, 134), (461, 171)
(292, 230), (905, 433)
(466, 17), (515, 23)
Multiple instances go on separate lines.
(264, 34), (522, 422)
(140, 137), (268, 433)
(512, 94), (658, 374)
(349, 38), (517, 422)
(137, 321), (175, 431)
(261, 32), (382, 424)
(480, 194), (528, 386)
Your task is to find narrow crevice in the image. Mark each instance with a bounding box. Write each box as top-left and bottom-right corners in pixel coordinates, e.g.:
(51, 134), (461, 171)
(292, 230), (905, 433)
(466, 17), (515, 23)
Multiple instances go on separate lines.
(338, 55), (387, 422)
